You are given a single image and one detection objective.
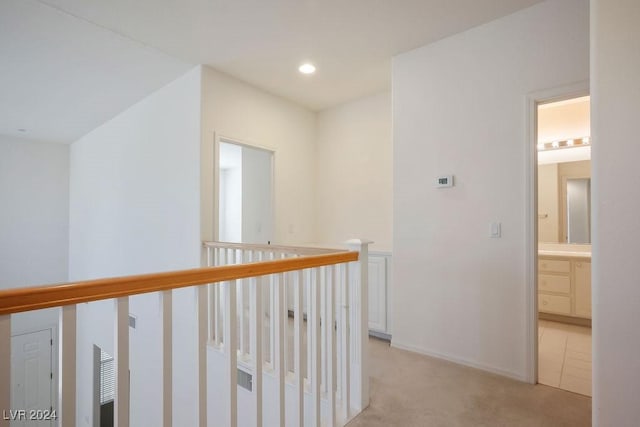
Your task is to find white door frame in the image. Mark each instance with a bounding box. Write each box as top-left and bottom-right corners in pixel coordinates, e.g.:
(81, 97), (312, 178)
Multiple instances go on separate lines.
(213, 134), (276, 243)
(524, 80), (589, 384)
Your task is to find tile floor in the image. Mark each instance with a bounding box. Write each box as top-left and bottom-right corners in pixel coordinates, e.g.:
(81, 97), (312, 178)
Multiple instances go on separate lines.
(538, 319), (592, 396)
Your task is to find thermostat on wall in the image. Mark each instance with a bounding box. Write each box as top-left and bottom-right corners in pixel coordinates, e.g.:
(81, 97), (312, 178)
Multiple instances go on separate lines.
(436, 175), (454, 188)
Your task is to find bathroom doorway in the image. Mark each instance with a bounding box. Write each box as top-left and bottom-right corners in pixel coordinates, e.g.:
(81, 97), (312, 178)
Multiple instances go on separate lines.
(217, 138), (274, 244)
(534, 94), (592, 396)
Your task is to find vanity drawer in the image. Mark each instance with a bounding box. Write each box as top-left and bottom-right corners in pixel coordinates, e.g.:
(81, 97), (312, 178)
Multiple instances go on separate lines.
(538, 259), (570, 273)
(538, 294), (571, 315)
(539, 274), (570, 294)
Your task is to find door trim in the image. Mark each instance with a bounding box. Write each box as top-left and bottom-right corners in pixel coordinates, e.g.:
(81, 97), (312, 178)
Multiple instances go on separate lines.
(524, 80), (589, 384)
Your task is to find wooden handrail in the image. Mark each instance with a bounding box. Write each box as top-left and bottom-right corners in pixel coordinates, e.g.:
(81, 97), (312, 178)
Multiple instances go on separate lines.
(203, 241), (343, 255)
(0, 251), (358, 316)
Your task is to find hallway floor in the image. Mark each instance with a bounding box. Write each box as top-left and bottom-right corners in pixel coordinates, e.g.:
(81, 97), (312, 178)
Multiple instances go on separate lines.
(538, 320), (592, 396)
(347, 338), (591, 427)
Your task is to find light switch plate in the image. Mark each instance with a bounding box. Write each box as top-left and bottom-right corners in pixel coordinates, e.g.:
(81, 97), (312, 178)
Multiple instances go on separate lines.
(490, 222), (501, 238)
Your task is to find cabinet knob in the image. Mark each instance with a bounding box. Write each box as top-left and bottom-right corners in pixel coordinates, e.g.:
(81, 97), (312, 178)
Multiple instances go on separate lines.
(576, 262), (582, 267)
(542, 300), (548, 306)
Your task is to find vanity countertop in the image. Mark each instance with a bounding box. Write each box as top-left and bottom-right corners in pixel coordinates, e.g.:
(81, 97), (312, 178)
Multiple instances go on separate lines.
(538, 243), (591, 259)
(539, 249), (591, 259)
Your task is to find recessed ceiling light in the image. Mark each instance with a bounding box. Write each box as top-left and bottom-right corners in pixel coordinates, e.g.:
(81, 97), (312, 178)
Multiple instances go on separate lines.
(17, 128), (26, 132)
(298, 63), (316, 74)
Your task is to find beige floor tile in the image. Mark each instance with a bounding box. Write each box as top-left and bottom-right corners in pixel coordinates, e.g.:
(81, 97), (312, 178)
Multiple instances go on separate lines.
(561, 373), (592, 396)
(563, 363), (591, 380)
(564, 355), (592, 372)
(565, 348), (592, 362)
(537, 320), (592, 396)
(567, 332), (591, 353)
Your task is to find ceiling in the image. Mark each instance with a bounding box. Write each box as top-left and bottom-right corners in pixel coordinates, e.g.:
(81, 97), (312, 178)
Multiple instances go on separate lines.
(0, 0), (543, 144)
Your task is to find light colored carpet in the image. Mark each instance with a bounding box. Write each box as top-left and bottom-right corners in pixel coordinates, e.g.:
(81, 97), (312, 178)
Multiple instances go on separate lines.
(347, 338), (591, 427)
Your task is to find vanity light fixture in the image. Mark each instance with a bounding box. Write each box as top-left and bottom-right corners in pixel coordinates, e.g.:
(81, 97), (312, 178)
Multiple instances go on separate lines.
(298, 63), (316, 74)
(537, 136), (591, 151)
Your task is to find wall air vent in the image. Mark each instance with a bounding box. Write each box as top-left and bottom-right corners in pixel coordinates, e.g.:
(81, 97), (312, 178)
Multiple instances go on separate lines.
(237, 369), (252, 391)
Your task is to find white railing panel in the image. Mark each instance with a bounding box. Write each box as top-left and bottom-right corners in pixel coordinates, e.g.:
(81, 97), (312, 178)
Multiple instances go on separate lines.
(312, 268), (322, 427)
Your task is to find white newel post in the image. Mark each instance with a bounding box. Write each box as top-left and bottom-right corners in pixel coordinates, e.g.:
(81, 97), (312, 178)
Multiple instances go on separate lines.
(344, 238), (372, 412)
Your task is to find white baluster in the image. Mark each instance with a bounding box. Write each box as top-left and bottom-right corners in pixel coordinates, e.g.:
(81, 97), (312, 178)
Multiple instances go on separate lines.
(60, 305), (77, 427)
(250, 273), (263, 427)
(0, 315), (11, 427)
(294, 269), (304, 427)
(312, 268), (322, 427)
(340, 263), (350, 420)
(198, 285), (208, 427)
(238, 251), (247, 356)
(224, 280), (238, 427)
(269, 252), (276, 365)
(115, 297), (130, 427)
(327, 266), (337, 426)
(276, 272), (286, 427)
(162, 291), (172, 427)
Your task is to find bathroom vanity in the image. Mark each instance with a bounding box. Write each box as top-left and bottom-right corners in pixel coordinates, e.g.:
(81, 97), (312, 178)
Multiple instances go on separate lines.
(538, 244), (591, 320)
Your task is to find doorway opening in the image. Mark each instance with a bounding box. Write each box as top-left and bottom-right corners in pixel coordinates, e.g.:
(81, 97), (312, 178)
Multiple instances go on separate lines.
(11, 328), (54, 424)
(535, 94), (592, 396)
(217, 139), (274, 244)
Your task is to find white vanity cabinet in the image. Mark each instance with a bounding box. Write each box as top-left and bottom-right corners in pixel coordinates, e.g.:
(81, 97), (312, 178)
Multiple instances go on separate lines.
(538, 254), (591, 319)
(368, 252), (392, 338)
(574, 261), (591, 318)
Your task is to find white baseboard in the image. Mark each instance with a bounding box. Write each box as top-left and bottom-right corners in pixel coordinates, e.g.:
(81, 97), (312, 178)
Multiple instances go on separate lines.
(390, 340), (527, 382)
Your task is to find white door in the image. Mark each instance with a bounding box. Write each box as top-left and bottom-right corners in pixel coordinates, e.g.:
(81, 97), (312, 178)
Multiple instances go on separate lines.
(11, 329), (53, 426)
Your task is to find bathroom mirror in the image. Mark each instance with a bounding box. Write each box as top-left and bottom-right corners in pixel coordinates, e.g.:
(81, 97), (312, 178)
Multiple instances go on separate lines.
(538, 159), (591, 244)
(564, 178), (591, 243)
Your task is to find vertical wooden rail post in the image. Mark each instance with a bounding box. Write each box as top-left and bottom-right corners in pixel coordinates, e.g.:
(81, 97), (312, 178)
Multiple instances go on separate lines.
(60, 305), (77, 427)
(224, 280), (238, 426)
(162, 291), (173, 427)
(345, 239), (372, 412)
(0, 315), (10, 427)
(115, 297), (130, 427)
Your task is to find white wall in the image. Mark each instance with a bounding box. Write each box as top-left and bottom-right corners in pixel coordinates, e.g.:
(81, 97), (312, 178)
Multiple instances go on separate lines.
(201, 66), (317, 245)
(591, 0), (640, 424)
(69, 67), (202, 427)
(0, 136), (69, 289)
(392, 0), (589, 379)
(315, 91), (392, 250)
